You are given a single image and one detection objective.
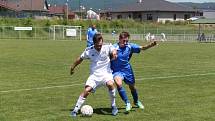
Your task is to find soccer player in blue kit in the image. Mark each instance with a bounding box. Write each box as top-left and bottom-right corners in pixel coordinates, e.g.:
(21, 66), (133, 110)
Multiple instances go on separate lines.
(111, 31), (157, 113)
(86, 24), (98, 47)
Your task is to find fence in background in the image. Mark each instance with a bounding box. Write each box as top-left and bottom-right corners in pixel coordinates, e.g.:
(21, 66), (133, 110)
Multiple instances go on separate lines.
(0, 26), (215, 42)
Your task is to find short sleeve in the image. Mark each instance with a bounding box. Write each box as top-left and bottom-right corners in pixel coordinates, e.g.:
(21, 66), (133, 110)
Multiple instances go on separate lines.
(130, 43), (141, 53)
(80, 49), (89, 59)
(109, 43), (115, 53)
(86, 28), (90, 35)
(112, 43), (118, 49)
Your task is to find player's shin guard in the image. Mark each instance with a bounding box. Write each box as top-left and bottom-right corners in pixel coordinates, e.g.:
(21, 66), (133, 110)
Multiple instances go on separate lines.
(131, 89), (138, 103)
(109, 88), (116, 107)
(73, 96), (86, 113)
(117, 87), (129, 104)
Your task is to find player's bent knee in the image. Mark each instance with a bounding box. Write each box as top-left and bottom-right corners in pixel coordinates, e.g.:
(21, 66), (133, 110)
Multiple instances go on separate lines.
(84, 86), (93, 93)
(114, 78), (123, 86)
(106, 80), (114, 86)
(106, 81), (115, 89)
(82, 90), (92, 97)
(115, 81), (122, 87)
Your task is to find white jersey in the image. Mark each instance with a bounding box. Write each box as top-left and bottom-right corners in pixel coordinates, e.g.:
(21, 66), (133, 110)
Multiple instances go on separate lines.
(80, 44), (114, 77)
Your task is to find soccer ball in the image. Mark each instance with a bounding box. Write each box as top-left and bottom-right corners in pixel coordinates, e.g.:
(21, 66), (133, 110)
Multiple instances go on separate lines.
(80, 105), (93, 117)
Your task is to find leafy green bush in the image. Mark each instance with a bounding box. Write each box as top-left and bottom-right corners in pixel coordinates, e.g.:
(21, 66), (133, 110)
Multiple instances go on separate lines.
(23, 18), (33, 26)
(0, 18), (203, 37)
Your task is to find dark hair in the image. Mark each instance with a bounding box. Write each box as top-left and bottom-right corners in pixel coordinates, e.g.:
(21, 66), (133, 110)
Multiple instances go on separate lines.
(91, 24), (96, 30)
(93, 33), (103, 44)
(119, 31), (130, 39)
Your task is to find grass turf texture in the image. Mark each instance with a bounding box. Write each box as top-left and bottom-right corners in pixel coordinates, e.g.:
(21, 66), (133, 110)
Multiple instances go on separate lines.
(0, 39), (215, 121)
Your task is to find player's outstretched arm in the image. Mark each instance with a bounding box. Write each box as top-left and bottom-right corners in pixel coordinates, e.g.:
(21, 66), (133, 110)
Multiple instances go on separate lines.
(70, 57), (83, 75)
(141, 41), (157, 51)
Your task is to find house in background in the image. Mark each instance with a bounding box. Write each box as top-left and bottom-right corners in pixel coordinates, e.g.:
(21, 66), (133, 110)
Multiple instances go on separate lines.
(0, 0), (75, 19)
(104, 0), (203, 22)
(0, 0), (49, 18)
(15, 0), (48, 18)
(0, 0), (18, 17)
(47, 5), (75, 19)
(203, 9), (215, 18)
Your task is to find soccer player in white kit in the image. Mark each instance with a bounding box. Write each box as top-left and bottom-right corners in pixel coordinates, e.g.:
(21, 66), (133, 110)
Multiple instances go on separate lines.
(70, 33), (118, 117)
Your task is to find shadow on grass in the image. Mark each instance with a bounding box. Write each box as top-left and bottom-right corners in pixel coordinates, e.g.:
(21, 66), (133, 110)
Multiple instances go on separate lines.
(63, 107), (124, 115)
(62, 106), (141, 116)
(94, 107), (142, 115)
(93, 107), (122, 115)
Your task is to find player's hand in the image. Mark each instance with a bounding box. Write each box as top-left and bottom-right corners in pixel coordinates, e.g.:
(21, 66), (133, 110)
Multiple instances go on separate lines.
(70, 71), (74, 75)
(152, 41), (157, 46)
(70, 68), (75, 75)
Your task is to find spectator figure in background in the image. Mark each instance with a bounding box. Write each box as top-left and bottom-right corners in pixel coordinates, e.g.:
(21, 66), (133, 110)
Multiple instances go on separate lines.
(145, 33), (155, 42)
(112, 30), (116, 35)
(161, 33), (167, 42)
(145, 33), (151, 42)
(150, 34), (155, 41)
(70, 33), (118, 117)
(86, 24), (98, 47)
(200, 33), (206, 41)
(112, 30), (117, 40)
(111, 31), (157, 113)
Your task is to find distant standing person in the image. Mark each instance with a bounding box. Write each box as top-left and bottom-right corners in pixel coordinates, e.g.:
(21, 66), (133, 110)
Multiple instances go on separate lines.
(70, 33), (118, 117)
(86, 24), (98, 47)
(111, 31), (157, 113)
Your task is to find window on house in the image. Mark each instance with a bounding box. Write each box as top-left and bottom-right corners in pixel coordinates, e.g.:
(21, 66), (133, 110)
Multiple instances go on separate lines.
(184, 14), (190, 20)
(173, 14), (176, 20)
(138, 14), (142, 19)
(147, 14), (153, 20)
(117, 15), (122, 19)
(128, 14), (131, 18)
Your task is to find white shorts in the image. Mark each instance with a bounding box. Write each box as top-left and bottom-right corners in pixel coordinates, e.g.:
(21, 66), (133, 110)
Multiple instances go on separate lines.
(85, 73), (114, 92)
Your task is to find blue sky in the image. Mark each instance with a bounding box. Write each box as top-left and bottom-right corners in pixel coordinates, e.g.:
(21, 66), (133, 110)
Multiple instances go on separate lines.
(166, 0), (215, 3)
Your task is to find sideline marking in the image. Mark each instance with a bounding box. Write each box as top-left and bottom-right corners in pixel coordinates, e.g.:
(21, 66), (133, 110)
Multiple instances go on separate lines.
(136, 72), (215, 80)
(0, 83), (84, 93)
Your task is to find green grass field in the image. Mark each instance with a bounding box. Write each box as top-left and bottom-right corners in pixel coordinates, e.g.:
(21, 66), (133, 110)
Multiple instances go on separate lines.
(0, 39), (215, 121)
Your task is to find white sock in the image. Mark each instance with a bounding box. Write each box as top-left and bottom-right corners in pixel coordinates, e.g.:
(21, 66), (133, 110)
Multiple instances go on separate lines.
(73, 96), (86, 113)
(109, 88), (116, 107)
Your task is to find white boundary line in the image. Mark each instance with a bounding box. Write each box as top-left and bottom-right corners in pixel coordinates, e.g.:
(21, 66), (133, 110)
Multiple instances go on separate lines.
(136, 72), (215, 80)
(0, 83), (84, 93)
(1, 72), (215, 94)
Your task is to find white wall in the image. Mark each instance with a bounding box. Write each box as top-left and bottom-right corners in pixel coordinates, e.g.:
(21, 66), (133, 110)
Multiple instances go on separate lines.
(110, 11), (195, 22)
(203, 10), (215, 18)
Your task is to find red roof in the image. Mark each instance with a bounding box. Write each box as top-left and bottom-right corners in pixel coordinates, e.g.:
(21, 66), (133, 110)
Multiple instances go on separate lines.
(48, 5), (74, 15)
(0, 1), (18, 11)
(0, 0), (48, 11)
(48, 6), (65, 14)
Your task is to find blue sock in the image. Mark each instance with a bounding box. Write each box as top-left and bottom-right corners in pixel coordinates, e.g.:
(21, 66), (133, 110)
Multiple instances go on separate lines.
(131, 89), (138, 103)
(117, 87), (129, 104)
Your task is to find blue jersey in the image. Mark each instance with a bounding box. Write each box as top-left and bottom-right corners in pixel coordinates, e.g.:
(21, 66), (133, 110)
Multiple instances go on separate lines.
(87, 28), (97, 47)
(111, 43), (141, 84)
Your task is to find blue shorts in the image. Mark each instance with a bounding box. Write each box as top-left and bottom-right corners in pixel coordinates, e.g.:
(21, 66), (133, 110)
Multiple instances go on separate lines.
(113, 71), (135, 85)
